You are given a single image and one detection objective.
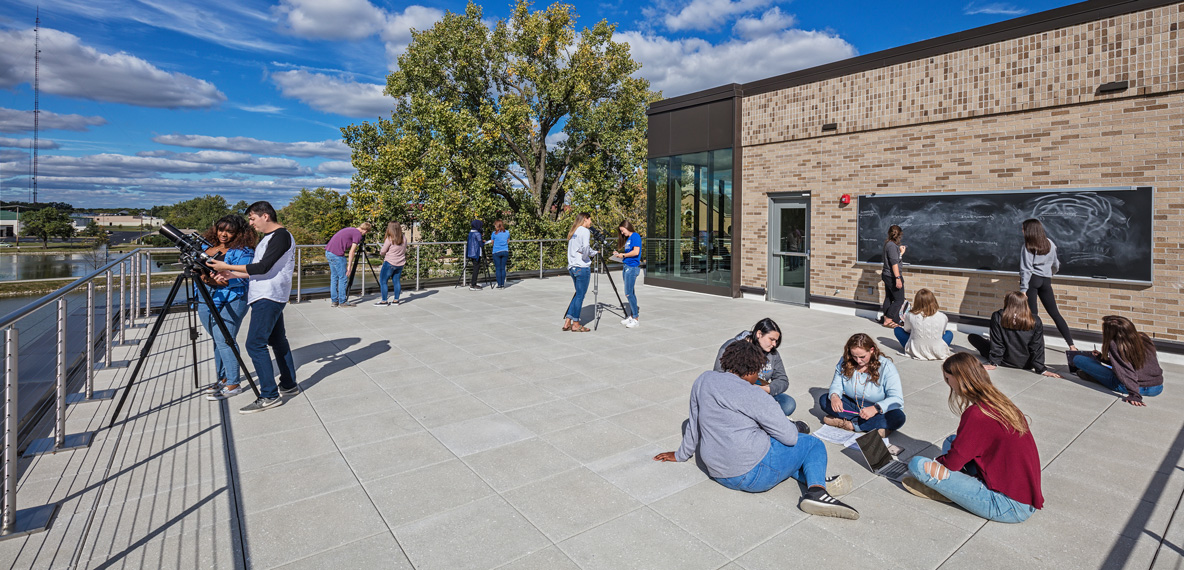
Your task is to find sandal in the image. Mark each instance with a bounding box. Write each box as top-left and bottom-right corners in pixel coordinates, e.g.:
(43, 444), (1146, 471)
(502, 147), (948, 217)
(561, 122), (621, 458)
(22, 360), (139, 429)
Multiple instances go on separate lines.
(562, 321), (573, 331)
(822, 416), (855, 431)
(570, 323), (591, 332)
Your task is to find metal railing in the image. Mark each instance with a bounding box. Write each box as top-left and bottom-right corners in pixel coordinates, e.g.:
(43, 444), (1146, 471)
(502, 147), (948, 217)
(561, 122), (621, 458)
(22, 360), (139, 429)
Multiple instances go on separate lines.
(0, 237), (574, 536)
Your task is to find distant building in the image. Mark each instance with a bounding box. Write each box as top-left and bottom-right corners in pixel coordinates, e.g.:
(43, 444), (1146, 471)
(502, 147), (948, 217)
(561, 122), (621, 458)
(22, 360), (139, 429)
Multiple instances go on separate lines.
(0, 211), (21, 238)
(93, 214), (164, 228)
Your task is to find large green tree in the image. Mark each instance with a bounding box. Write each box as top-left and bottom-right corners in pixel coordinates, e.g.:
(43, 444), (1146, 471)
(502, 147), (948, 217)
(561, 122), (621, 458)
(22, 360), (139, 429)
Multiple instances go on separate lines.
(159, 195), (232, 230)
(343, 0), (657, 240)
(20, 207), (76, 247)
(279, 188), (352, 244)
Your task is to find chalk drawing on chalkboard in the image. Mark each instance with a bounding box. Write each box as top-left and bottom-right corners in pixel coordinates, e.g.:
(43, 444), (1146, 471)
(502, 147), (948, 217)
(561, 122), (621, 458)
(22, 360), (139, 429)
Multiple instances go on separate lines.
(1027, 193), (1131, 266)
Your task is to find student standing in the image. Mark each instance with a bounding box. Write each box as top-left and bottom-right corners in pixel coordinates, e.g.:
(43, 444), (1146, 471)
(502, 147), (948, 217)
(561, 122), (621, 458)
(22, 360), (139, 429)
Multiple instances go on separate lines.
(1071, 315), (1163, 406)
(894, 288), (954, 361)
(487, 220), (510, 289)
(655, 341), (858, 519)
(325, 222), (371, 307)
(375, 222), (407, 306)
(881, 225), (907, 328)
(1019, 219), (1076, 350)
(902, 353), (1043, 524)
(207, 201), (299, 414)
(819, 334), (906, 444)
(563, 213), (596, 332)
(466, 219), (484, 291)
(198, 215), (255, 400)
(613, 220), (642, 328)
(967, 291), (1062, 378)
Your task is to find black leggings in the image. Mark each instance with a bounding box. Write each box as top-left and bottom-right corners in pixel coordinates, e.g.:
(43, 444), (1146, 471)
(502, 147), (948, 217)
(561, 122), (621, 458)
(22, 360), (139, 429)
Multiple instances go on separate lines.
(1026, 275), (1074, 346)
(881, 274), (905, 324)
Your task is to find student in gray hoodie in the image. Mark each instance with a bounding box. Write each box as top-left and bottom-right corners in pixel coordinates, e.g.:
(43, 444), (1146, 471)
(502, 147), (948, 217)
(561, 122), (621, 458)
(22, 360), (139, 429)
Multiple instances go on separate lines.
(715, 319), (809, 433)
(655, 341), (858, 519)
(1019, 219), (1076, 350)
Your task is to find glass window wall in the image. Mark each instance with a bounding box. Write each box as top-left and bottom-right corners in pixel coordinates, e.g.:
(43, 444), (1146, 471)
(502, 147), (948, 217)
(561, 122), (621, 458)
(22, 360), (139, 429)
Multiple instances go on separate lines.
(646, 149), (732, 290)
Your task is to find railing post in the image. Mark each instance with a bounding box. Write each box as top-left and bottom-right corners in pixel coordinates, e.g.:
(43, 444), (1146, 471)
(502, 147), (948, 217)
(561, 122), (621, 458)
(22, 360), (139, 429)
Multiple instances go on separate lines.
(104, 270), (113, 366)
(131, 253), (139, 324)
(415, 245), (420, 291)
(539, 241), (544, 279)
(0, 327), (60, 540)
(462, 242), (467, 287)
(145, 251), (152, 315)
(118, 263), (126, 345)
(296, 247), (302, 303)
(25, 300), (93, 456)
(70, 281), (115, 403)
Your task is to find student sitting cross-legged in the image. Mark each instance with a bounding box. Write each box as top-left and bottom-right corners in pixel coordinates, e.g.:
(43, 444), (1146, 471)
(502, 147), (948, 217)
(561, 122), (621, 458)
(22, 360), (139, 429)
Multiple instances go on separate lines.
(894, 288), (954, 361)
(654, 341), (859, 520)
(967, 291), (1062, 378)
(819, 334), (907, 445)
(902, 353), (1043, 524)
(1071, 315), (1163, 407)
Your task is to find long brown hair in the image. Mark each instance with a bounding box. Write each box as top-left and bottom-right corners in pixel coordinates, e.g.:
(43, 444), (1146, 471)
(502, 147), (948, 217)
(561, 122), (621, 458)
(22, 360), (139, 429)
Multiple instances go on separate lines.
(493, 219), (507, 233)
(886, 225), (902, 244)
(617, 220), (635, 250)
(910, 288), (940, 317)
(943, 353), (1029, 435)
(385, 222), (404, 246)
(1101, 315), (1150, 370)
(1000, 291), (1035, 331)
(1022, 219), (1051, 256)
(841, 333), (887, 385)
(202, 215), (256, 250)
(567, 212), (591, 240)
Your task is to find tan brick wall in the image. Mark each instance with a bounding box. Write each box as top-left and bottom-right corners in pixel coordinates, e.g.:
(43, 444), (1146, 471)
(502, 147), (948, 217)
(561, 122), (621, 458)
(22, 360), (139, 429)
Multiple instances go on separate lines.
(741, 93), (1184, 341)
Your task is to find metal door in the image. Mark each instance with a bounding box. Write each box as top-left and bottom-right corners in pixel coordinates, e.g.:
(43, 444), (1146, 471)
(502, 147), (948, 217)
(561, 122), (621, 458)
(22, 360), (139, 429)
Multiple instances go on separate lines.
(768, 198), (809, 305)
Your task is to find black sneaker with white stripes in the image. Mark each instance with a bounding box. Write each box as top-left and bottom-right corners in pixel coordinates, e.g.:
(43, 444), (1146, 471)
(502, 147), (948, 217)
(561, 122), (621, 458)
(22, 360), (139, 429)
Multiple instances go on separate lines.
(799, 487), (860, 520)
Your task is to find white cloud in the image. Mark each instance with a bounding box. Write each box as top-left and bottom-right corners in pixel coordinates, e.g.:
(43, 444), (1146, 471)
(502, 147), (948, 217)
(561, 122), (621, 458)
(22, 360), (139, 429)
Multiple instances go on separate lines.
(545, 132), (569, 150)
(0, 28), (225, 109)
(382, 6), (446, 61)
(271, 70), (393, 118)
(316, 160), (356, 175)
(0, 136), (60, 150)
(234, 103), (285, 114)
(275, 0), (387, 40)
(619, 29), (856, 97)
(664, 0), (777, 32)
(152, 134), (351, 159)
(963, 2), (1028, 16)
(733, 7), (796, 39)
(0, 107), (107, 133)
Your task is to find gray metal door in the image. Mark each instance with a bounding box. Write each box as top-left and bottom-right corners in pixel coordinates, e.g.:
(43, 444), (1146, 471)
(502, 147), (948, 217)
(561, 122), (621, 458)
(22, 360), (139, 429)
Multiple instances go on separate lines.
(768, 198), (809, 305)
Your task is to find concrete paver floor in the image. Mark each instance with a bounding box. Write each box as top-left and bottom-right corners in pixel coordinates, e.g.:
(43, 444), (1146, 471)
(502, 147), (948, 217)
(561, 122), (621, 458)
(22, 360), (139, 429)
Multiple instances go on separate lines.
(1, 274), (1181, 569)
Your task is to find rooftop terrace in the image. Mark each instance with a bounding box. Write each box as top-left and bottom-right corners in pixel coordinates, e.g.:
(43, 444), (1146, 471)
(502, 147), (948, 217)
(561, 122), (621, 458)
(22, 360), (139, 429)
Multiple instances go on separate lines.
(2, 275), (1181, 569)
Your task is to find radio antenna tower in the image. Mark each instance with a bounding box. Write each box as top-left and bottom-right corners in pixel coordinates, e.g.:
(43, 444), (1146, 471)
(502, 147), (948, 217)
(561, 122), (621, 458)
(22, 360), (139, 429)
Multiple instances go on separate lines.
(32, 8), (41, 204)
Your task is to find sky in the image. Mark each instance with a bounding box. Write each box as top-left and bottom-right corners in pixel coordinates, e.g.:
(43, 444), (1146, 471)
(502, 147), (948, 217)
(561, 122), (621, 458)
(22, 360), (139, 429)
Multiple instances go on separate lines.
(0, 0), (1081, 210)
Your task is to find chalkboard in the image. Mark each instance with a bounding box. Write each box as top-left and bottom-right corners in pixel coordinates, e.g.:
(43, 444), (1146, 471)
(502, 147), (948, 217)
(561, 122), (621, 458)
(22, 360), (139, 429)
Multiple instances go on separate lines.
(856, 187), (1154, 283)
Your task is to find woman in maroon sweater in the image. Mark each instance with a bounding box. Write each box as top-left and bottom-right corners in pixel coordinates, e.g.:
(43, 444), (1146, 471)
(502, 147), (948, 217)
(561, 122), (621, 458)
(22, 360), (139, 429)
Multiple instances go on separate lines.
(902, 353), (1043, 523)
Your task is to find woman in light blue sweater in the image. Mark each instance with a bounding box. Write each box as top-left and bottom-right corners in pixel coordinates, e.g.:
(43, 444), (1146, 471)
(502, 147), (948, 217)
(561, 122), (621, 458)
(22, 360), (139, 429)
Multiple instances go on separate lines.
(819, 333), (906, 437)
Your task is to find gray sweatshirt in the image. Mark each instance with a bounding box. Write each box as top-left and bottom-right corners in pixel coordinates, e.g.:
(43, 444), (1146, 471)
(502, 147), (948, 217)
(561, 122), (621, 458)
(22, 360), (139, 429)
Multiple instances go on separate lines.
(714, 331), (789, 397)
(1019, 239), (1060, 293)
(675, 370), (799, 479)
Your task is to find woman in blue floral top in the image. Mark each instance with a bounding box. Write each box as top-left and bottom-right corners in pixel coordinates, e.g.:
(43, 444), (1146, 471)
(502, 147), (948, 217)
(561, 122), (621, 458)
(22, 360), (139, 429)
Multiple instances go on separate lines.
(199, 214), (255, 400)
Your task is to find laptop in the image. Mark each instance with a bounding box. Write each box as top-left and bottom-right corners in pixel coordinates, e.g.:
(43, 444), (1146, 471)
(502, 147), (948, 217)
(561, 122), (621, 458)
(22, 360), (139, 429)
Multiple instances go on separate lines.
(855, 431), (909, 481)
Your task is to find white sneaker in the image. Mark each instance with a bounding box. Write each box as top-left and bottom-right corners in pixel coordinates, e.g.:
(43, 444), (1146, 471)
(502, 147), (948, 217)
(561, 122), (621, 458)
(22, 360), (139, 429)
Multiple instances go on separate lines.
(620, 317), (631, 325)
(625, 317), (639, 328)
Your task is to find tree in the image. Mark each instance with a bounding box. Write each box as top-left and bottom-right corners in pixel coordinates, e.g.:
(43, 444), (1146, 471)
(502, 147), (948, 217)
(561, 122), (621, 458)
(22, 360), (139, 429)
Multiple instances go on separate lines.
(160, 195), (232, 230)
(20, 207), (76, 247)
(343, 0), (657, 240)
(279, 188), (352, 244)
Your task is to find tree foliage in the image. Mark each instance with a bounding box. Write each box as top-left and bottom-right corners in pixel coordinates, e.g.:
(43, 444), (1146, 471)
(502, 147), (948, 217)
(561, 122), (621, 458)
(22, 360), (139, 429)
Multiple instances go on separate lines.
(159, 195), (232, 230)
(279, 188), (353, 244)
(20, 207), (76, 247)
(343, 0), (658, 241)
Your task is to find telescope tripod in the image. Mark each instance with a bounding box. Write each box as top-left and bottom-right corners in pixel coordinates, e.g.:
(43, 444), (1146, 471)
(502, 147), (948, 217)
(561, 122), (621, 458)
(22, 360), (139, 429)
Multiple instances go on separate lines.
(342, 247), (382, 306)
(590, 248), (631, 330)
(108, 265), (260, 428)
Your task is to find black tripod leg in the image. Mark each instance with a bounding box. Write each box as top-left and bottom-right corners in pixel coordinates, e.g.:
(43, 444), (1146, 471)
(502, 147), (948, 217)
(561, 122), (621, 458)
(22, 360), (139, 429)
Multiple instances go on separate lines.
(186, 280), (201, 390)
(107, 274), (186, 429)
(600, 254), (630, 318)
(193, 278), (261, 398)
(343, 249), (364, 303)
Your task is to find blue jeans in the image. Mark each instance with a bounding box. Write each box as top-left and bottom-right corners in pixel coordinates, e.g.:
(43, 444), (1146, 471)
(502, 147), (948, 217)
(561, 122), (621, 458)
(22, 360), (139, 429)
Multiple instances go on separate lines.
(907, 435), (1036, 523)
(379, 262), (403, 301)
(819, 393), (906, 432)
(197, 296), (248, 385)
(773, 393), (797, 416)
(894, 327), (953, 348)
(326, 251), (348, 304)
(622, 265), (640, 319)
(715, 435), (827, 492)
(492, 251), (509, 287)
(1072, 355), (1163, 397)
(246, 299), (297, 399)
(566, 266), (591, 321)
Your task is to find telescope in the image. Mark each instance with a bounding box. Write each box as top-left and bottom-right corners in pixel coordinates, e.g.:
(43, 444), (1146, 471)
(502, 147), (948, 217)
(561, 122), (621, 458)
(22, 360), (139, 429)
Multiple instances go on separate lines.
(158, 223), (215, 271)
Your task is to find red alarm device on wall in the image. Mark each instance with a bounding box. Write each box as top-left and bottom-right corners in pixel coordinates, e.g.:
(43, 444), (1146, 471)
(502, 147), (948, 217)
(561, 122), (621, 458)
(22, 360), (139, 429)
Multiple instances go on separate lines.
(839, 193), (851, 205)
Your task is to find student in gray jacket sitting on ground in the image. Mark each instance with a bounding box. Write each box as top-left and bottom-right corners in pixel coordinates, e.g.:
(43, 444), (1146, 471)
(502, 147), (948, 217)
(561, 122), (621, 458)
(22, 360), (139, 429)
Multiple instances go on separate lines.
(715, 318), (810, 434)
(655, 341), (859, 520)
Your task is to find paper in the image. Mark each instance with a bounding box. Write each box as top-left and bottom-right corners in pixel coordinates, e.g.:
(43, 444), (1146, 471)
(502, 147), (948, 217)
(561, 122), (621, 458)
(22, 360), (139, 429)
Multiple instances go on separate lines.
(812, 425), (861, 449)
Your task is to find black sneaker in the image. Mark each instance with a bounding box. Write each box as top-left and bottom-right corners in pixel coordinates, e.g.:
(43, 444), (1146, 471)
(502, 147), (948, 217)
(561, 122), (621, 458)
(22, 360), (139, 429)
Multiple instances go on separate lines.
(793, 420), (811, 434)
(279, 384), (302, 396)
(239, 397), (283, 414)
(799, 488), (860, 520)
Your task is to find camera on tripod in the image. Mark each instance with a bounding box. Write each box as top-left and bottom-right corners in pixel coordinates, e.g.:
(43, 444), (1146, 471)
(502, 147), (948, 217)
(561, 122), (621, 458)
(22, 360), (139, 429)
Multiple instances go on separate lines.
(158, 223), (215, 272)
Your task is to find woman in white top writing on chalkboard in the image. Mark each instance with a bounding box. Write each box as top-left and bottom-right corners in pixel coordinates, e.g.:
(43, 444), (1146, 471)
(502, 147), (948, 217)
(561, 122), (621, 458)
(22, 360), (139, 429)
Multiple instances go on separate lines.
(1019, 219), (1076, 351)
(880, 225), (907, 328)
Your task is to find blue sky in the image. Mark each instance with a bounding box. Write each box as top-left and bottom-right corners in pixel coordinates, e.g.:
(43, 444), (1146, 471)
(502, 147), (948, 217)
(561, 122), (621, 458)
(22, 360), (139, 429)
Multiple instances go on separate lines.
(0, 0), (1079, 209)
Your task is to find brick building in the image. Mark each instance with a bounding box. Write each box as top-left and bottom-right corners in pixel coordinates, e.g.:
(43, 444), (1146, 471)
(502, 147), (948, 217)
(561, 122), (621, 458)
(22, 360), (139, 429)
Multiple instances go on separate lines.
(645, 0), (1183, 349)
